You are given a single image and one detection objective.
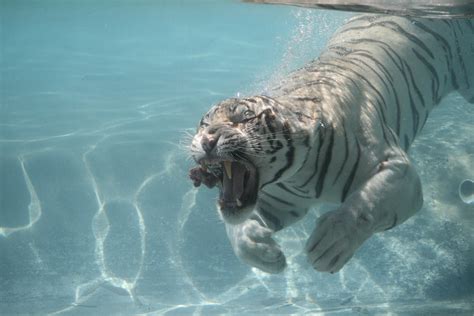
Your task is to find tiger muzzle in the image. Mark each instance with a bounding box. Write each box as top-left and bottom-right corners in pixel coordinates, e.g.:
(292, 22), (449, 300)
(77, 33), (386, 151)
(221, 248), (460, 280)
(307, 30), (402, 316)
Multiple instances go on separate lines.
(189, 158), (258, 212)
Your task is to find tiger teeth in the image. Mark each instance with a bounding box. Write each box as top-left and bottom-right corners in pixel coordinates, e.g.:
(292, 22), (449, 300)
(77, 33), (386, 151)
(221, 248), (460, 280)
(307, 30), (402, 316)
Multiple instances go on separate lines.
(236, 198), (242, 207)
(224, 161), (232, 179)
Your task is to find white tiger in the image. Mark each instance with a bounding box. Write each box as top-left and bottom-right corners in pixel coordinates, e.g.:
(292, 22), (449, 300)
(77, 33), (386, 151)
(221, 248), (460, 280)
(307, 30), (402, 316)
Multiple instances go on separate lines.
(189, 14), (474, 274)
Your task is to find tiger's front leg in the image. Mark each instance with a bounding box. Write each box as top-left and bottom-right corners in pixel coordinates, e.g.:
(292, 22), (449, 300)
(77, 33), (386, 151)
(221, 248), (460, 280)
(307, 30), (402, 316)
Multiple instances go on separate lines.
(225, 218), (287, 274)
(306, 152), (423, 273)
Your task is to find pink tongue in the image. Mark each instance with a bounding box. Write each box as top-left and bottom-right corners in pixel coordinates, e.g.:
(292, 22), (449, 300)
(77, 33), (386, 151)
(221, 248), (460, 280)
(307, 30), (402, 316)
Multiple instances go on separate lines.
(222, 162), (245, 202)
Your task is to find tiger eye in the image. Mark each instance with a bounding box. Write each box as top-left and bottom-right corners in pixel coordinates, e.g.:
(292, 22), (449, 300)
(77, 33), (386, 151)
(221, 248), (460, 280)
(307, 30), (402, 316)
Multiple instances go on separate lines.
(243, 110), (255, 118)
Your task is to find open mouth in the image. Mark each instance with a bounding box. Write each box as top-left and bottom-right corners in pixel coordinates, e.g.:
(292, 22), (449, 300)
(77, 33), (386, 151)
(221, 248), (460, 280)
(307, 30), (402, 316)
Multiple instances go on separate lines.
(189, 159), (258, 211)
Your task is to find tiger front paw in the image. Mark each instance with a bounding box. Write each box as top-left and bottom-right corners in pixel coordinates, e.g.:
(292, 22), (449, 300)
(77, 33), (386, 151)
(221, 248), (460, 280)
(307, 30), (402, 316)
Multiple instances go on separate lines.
(227, 219), (287, 274)
(305, 209), (373, 273)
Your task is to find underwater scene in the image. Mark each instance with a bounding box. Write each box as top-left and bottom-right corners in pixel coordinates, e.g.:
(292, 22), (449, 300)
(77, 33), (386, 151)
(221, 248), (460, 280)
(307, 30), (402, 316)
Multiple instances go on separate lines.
(1, 0), (473, 314)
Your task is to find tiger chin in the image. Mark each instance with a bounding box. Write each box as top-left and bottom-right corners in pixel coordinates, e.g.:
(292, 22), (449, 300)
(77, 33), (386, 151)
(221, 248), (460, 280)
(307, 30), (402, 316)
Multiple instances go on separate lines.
(189, 14), (474, 274)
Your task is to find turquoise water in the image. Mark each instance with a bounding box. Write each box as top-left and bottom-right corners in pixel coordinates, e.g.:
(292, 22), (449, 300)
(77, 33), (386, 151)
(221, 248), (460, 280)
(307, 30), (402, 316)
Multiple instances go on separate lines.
(1, 1), (473, 314)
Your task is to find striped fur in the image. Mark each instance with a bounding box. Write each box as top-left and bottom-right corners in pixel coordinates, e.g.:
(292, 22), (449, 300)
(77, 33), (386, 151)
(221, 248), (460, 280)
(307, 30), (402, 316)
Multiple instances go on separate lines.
(191, 15), (474, 274)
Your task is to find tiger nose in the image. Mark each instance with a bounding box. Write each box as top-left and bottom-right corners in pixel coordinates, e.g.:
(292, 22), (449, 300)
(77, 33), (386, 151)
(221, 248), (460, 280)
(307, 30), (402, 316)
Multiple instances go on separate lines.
(202, 135), (219, 154)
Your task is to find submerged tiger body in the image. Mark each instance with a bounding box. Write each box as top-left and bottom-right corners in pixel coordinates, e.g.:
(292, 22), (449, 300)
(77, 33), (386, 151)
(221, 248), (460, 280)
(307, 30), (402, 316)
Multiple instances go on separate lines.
(189, 15), (474, 273)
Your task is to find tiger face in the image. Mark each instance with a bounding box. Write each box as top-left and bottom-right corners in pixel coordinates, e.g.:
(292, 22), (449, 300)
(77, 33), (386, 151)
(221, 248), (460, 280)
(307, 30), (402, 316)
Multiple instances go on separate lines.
(189, 96), (291, 224)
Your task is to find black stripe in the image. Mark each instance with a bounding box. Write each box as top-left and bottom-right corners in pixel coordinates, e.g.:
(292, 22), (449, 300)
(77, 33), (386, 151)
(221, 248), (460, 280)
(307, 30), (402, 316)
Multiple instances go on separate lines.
(440, 20), (451, 27)
(411, 20), (457, 89)
(335, 38), (420, 138)
(450, 68), (459, 90)
(403, 58), (426, 108)
(366, 47), (414, 139)
(265, 140), (283, 154)
(385, 214), (398, 231)
(263, 109), (284, 154)
(455, 20), (466, 35)
(371, 45), (402, 135)
(294, 138), (313, 175)
(386, 127), (401, 148)
(261, 191), (295, 207)
(349, 49), (406, 137)
(341, 140), (361, 202)
(333, 118), (349, 185)
(285, 179), (311, 194)
(401, 61), (421, 138)
(276, 183), (311, 199)
(431, 80), (437, 104)
(330, 45), (353, 56)
(349, 50), (395, 83)
(346, 55), (402, 144)
(352, 40), (421, 141)
(317, 62), (390, 117)
(257, 205), (283, 231)
(404, 134), (410, 151)
(334, 38), (426, 141)
(258, 95), (276, 104)
(283, 77), (340, 94)
(452, 20), (470, 90)
(390, 84), (402, 138)
(317, 61), (390, 121)
(261, 132), (295, 188)
(314, 61), (393, 146)
(298, 128), (325, 188)
(303, 134), (310, 147)
(411, 48), (440, 103)
(338, 24), (373, 36)
(378, 21), (435, 59)
(264, 112), (276, 137)
(348, 56), (392, 98)
(290, 210), (301, 218)
(421, 112), (429, 130)
(365, 102), (392, 147)
(340, 20), (435, 59)
(293, 97), (322, 103)
(315, 127), (334, 198)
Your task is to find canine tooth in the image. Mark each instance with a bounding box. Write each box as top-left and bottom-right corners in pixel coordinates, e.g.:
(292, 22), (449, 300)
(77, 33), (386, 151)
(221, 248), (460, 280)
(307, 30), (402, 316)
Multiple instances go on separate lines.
(236, 198), (242, 207)
(224, 161), (232, 179)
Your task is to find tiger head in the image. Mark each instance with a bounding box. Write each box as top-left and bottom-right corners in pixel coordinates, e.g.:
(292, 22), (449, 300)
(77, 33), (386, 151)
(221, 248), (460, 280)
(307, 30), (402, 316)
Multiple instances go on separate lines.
(189, 96), (298, 224)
